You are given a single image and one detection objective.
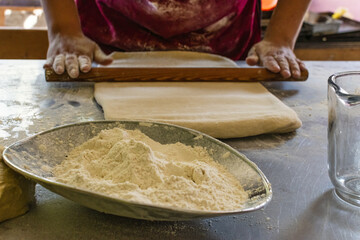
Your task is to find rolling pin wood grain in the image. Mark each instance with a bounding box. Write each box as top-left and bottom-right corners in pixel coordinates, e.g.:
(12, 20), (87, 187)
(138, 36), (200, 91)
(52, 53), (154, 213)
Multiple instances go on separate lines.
(45, 67), (309, 82)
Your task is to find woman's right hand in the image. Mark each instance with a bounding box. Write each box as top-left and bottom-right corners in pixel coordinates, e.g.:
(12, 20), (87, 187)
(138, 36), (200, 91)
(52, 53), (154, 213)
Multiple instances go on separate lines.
(41, 0), (112, 78)
(43, 33), (113, 79)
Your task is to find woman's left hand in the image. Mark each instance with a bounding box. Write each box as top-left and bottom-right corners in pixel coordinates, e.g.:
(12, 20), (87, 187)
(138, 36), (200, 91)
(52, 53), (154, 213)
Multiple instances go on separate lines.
(245, 40), (307, 79)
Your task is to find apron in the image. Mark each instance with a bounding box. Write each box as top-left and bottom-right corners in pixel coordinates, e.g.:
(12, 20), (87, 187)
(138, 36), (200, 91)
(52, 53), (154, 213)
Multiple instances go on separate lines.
(75, 0), (261, 60)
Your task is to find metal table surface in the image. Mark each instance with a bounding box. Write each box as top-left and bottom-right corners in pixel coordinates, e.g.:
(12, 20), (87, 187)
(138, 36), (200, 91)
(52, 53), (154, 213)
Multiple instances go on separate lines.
(1, 60), (360, 240)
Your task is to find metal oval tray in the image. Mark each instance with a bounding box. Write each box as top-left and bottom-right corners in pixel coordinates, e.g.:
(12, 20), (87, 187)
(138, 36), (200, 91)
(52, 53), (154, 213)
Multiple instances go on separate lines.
(3, 120), (272, 221)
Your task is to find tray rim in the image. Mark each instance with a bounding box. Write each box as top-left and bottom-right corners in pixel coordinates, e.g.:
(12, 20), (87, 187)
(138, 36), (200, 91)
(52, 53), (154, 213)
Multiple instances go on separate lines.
(3, 120), (273, 218)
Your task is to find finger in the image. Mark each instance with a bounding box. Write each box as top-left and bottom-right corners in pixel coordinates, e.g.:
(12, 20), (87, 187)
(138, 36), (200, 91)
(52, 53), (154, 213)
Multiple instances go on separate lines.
(296, 58), (307, 72)
(65, 53), (79, 78)
(78, 55), (92, 73)
(245, 47), (259, 66)
(52, 54), (65, 74)
(287, 57), (301, 79)
(43, 56), (54, 69)
(263, 56), (281, 73)
(94, 45), (113, 65)
(274, 56), (291, 78)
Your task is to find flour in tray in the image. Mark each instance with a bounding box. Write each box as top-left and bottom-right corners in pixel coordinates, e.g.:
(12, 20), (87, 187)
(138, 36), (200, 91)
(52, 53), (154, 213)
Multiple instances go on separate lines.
(51, 127), (248, 211)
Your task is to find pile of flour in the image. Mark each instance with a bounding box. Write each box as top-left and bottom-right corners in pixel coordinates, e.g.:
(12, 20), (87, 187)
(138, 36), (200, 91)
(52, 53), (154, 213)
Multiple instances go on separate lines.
(52, 127), (248, 211)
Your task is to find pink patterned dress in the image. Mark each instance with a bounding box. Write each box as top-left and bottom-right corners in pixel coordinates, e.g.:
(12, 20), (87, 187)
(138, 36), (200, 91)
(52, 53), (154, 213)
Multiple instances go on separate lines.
(75, 0), (261, 60)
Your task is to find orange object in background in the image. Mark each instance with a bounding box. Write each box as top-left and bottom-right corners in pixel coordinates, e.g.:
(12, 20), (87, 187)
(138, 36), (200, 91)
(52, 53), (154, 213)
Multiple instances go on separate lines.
(262, 0), (278, 11)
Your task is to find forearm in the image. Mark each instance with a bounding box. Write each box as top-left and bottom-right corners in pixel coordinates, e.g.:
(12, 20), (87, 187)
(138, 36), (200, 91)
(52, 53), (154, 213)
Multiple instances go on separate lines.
(41, 0), (83, 39)
(264, 0), (312, 49)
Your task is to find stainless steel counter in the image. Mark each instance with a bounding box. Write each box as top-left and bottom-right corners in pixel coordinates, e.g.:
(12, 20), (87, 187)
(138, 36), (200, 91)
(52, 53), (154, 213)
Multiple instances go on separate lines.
(1, 60), (360, 240)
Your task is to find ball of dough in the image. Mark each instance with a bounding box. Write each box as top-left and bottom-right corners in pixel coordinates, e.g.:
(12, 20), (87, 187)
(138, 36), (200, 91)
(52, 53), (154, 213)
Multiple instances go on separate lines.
(0, 145), (35, 222)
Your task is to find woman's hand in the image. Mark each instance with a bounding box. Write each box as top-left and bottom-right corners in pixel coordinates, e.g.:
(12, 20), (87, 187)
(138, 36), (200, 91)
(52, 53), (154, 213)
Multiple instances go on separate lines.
(246, 0), (311, 79)
(246, 40), (306, 79)
(41, 0), (112, 78)
(44, 33), (113, 78)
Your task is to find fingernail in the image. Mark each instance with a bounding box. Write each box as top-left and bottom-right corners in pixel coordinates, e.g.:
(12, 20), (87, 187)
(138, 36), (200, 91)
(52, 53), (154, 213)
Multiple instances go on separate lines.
(293, 70), (299, 76)
(56, 66), (63, 73)
(70, 69), (77, 77)
(82, 65), (90, 72)
(283, 71), (291, 78)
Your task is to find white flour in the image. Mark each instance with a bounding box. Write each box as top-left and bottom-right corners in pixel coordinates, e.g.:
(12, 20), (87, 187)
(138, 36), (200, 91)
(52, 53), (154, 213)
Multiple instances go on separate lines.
(150, 0), (200, 17)
(52, 127), (248, 211)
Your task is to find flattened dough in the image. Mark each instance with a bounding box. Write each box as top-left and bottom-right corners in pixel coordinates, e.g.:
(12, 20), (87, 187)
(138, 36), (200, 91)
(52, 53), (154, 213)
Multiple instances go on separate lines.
(0, 146), (35, 222)
(95, 51), (301, 139)
(109, 51), (237, 68)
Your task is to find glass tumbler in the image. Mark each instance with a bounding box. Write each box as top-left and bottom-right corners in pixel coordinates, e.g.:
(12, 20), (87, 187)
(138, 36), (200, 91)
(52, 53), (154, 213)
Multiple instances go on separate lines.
(328, 71), (360, 206)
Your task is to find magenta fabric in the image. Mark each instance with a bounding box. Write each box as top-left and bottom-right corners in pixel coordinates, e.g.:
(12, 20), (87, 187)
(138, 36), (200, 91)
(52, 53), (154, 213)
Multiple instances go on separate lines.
(75, 0), (260, 60)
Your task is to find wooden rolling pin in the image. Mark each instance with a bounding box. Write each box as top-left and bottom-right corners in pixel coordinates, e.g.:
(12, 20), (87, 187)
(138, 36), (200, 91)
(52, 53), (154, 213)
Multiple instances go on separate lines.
(45, 67), (308, 82)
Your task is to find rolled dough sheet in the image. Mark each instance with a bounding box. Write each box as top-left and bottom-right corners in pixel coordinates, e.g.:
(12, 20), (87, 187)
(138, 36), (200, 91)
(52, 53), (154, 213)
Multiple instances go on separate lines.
(94, 51), (301, 139)
(109, 51), (236, 68)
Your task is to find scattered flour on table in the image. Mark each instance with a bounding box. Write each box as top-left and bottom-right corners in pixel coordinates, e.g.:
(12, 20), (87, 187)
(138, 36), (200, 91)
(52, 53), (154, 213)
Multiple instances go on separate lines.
(51, 127), (248, 211)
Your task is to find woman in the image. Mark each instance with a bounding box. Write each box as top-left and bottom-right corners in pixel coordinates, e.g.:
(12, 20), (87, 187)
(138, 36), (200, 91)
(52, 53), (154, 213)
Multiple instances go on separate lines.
(41, 0), (311, 79)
